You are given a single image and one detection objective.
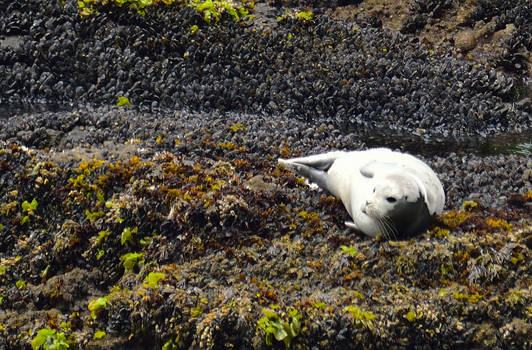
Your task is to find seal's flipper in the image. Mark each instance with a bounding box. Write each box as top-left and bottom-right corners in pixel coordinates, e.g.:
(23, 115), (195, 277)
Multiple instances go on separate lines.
(360, 161), (398, 178)
(279, 151), (346, 172)
(278, 159), (331, 192)
(345, 221), (359, 230)
(278, 151), (346, 194)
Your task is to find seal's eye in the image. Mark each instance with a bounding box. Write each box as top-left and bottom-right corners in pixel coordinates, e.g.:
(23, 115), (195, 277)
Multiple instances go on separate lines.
(386, 197), (396, 203)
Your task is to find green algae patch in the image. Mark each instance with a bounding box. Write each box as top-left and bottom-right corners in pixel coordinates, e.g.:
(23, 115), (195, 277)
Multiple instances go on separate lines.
(454, 290), (482, 303)
(485, 218), (512, 231)
(344, 305), (376, 331)
(116, 96), (131, 107)
(78, 0), (179, 17)
(94, 330), (106, 339)
(85, 209), (104, 222)
(120, 227), (138, 246)
(461, 200), (478, 212)
(277, 9), (313, 23)
(88, 296), (109, 319)
(257, 307), (301, 348)
(120, 252), (145, 273)
(403, 310), (423, 322)
(77, 0), (253, 24)
(22, 199), (38, 213)
(31, 328), (70, 350)
(143, 272), (166, 288)
(229, 123), (246, 133)
(188, 0), (251, 24)
(96, 230), (111, 245)
(340, 245), (357, 256)
(15, 280), (27, 290)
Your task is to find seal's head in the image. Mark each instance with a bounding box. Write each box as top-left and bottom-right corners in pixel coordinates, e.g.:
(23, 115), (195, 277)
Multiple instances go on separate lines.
(362, 172), (431, 239)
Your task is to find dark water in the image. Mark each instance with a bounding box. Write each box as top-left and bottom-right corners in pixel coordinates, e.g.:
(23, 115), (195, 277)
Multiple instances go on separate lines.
(361, 129), (532, 157)
(0, 103), (530, 157)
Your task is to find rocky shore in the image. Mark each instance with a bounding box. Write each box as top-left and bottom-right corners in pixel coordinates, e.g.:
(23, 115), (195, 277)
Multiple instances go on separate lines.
(0, 0), (530, 349)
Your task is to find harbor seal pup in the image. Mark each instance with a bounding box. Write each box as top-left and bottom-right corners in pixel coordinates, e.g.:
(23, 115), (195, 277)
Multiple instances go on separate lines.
(278, 148), (445, 239)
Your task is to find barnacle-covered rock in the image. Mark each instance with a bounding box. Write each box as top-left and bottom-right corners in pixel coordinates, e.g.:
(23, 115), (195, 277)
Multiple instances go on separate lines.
(0, 0), (530, 136)
(0, 0), (531, 349)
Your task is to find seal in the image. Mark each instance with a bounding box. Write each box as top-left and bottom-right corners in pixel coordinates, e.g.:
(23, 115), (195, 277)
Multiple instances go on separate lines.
(278, 148), (445, 239)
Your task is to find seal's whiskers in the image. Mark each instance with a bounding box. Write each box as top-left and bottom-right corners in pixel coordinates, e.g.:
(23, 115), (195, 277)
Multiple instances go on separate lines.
(385, 216), (399, 240)
(379, 216), (398, 240)
(377, 217), (392, 240)
(374, 218), (386, 238)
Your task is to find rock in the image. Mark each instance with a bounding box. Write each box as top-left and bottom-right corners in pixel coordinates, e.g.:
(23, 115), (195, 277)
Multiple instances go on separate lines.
(523, 168), (532, 183)
(243, 174), (277, 192)
(454, 29), (477, 51)
(493, 23), (516, 42)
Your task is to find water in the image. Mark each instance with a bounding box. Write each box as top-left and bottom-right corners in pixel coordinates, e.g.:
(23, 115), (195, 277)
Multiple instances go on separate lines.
(361, 129), (532, 157)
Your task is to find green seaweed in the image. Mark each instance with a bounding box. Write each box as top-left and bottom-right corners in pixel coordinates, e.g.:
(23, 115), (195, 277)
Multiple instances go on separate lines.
(404, 310), (423, 322)
(88, 296), (109, 319)
(344, 305), (376, 331)
(116, 96), (131, 106)
(78, 0), (178, 17)
(188, 0), (249, 23)
(31, 328), (70, 350)
(15, 280), (27, 290)
(257, 307), (301, 348)
(22, 198), (38, 213)
(120, 252), (145, 272)
(277, 9), (313, 22)
(94, 330), (106, 339)
(340, 245), (357, 256)
(143, 272), (166, 288)
(121, 227), (138, 246)
(96, 230), (111, 245)
(85, 209), (104, 222)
